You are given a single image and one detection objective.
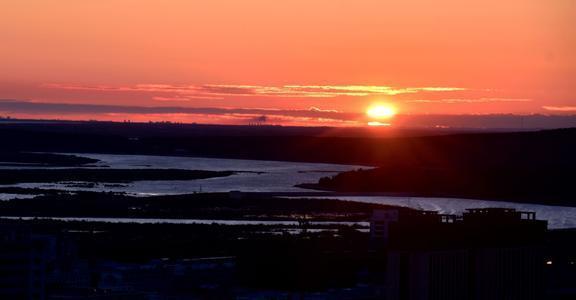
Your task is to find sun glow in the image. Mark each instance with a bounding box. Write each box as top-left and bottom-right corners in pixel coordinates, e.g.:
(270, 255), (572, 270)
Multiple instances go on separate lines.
(366, 104), (397, 119)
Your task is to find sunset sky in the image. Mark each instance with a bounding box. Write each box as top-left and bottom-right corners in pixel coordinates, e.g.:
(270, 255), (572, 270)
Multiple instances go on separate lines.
(1, 0), (575, 126)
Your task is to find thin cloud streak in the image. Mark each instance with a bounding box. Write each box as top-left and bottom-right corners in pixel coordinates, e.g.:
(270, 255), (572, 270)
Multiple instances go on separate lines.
(407, 98), (532, 104)
(542, 106), (576, 112)
(42, 83), (467, 100)
(308, 107), (339, 113)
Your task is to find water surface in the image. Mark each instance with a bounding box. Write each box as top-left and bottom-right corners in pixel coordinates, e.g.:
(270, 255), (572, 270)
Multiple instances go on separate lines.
(307, 196), (576, 229)
(8, 153), (370, 194)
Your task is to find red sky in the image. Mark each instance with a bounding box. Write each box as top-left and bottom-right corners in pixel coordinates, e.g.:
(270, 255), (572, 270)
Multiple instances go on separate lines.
(1, 0), (575, 126)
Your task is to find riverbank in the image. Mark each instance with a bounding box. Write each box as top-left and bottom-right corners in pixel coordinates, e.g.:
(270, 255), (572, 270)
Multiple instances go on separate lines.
(0, 190), (407, 221)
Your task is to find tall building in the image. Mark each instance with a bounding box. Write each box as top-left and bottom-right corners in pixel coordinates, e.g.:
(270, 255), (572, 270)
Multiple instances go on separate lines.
(372, 208), (548, 300)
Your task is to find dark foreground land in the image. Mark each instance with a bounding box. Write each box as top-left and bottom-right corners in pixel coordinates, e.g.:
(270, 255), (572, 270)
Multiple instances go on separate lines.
(1, 217), (381, 298)
(0, 190), (393, 221)
(2, 213), (576, 299)
(0, 191), (391, 298)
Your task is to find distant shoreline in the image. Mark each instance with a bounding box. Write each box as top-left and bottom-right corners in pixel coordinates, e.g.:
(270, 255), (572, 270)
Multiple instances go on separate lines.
(0, 168), (234, 184)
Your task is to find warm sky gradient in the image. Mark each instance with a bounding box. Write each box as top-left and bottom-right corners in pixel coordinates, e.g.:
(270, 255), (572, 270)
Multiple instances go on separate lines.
(1, 0), (575, 126)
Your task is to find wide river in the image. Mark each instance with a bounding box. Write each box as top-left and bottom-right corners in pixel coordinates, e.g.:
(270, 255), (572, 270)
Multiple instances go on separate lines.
(6, 153), (370, 194)
(3, 153), (576, 229)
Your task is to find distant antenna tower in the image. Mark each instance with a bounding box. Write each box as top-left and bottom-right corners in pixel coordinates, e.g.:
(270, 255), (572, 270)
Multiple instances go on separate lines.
(249, 115), (268, 126)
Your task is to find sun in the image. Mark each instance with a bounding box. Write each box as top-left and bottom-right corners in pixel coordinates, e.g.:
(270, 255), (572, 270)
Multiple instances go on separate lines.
(366, 104), (397, 119)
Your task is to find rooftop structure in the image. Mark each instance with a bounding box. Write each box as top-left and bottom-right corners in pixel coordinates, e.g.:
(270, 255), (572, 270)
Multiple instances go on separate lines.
(372, 208), (548, 300)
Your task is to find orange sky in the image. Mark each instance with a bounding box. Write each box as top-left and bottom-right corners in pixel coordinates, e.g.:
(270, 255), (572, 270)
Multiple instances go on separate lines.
(0, 0), (575, 125)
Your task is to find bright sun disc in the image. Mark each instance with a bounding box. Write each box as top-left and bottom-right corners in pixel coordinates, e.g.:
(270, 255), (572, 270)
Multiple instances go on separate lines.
(366, 104), (397, 119)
